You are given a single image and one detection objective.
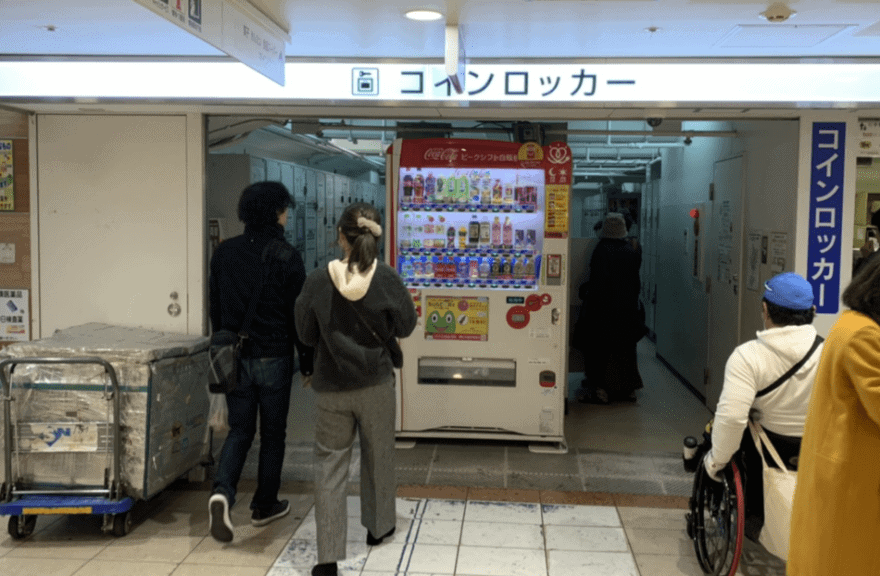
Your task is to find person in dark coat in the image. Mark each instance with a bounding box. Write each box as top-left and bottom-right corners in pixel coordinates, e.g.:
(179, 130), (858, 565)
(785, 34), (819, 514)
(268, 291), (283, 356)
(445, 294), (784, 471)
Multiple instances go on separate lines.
(575, 212), (644, 403)
(208, 181), (313, 543)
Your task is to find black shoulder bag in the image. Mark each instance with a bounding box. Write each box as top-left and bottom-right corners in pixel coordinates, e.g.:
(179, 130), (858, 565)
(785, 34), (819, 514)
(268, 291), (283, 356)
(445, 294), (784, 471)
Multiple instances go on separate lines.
(208, 242), (274, 393)
(756, 334), (824, 398)
(329, 269), (404, 368)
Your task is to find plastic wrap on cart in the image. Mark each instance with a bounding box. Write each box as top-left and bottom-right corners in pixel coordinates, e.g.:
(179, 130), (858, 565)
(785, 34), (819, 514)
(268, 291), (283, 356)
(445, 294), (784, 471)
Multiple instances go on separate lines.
(0, 323), (211, 500)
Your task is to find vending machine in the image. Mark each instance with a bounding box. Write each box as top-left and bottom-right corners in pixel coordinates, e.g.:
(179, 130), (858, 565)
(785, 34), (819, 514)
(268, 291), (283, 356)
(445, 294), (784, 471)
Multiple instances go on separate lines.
(387, 138), (573, 452)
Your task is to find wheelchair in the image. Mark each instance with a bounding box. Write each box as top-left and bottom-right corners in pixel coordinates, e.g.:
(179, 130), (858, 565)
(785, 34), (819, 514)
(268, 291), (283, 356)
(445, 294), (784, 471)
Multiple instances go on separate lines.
(682, 434), (746, 576)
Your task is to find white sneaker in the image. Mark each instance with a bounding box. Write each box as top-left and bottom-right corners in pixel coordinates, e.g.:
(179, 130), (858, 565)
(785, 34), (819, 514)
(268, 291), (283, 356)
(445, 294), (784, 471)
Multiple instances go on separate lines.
(209, 493), (233, 543)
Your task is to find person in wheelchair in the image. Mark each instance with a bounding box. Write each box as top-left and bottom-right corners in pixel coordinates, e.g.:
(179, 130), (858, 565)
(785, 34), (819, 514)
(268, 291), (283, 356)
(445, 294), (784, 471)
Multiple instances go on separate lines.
(701, 272), (823, 542)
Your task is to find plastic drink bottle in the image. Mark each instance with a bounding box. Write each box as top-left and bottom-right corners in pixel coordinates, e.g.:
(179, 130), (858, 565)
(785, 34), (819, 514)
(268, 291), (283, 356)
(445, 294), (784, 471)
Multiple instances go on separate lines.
(502, 217), (513, 247)
(468, 218), (480, 248)
(503, 183), (514, 205)
(425, 173), (436, 203)
(492, 216), (501, 247)
(479, 258), (489, 279)
(479, 217), (491, 247)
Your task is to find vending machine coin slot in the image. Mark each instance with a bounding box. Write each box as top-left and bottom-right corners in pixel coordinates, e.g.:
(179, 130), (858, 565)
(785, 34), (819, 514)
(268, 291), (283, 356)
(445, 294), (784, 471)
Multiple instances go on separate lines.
(539, 370), (556, 388)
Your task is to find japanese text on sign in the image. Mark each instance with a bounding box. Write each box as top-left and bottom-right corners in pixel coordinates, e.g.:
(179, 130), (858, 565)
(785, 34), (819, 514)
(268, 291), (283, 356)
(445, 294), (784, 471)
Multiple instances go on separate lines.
(395, 66), (631, 100)
(424, 296), (488, 341)
(0, 289), (29, 342)
(0, 140), (13, 211)
(807, 122), (846, 313)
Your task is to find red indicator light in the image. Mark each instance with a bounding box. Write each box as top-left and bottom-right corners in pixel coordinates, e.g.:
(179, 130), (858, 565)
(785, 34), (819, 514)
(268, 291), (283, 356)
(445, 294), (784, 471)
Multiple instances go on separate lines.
(689, 208), (700, 219)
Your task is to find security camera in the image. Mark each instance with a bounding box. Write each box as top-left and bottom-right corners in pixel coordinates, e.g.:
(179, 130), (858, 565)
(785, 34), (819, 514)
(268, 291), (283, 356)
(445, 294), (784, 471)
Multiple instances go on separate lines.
(683, 136), (693, 146)
(647, 118), (663, 128)
(760, 2), (796, 23)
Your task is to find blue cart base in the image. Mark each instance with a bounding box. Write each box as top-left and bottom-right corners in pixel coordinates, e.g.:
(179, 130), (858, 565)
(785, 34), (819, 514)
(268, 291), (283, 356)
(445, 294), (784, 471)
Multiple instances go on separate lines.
(0, 495), (135, 538)
(0, 494), (134, 516)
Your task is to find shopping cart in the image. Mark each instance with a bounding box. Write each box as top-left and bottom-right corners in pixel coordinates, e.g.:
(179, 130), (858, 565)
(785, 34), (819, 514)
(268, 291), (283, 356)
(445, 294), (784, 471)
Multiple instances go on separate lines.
(0, 357), (134, 538)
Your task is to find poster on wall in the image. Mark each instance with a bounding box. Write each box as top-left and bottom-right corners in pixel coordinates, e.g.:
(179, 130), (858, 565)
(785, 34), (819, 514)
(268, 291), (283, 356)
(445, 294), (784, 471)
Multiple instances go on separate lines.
(746, 231), (762, 292)
(0, 288), (29, 342)
(424, 296), (488, 341)
(0, 140), (13, 211)
(770, 232), (787, 275)
(858, 120), (880, 157)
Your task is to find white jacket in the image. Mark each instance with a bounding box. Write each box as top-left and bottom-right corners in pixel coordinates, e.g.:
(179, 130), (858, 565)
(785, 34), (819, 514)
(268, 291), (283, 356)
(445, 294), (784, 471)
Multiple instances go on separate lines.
(706, 324), (822, 478)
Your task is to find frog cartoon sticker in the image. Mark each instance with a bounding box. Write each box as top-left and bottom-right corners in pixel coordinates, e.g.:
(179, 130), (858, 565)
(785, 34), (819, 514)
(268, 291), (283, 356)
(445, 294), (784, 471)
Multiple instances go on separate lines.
(426, 310), (456, 335)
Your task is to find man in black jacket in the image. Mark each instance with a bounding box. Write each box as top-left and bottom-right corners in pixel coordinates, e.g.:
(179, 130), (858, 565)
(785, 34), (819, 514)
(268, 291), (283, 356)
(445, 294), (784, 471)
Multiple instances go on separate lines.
(208, 181), (313, 543)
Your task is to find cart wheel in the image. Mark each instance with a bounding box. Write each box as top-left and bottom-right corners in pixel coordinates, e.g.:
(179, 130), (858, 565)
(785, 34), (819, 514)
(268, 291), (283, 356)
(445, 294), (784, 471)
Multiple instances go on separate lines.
(8, 515), (36, 540)
(112, 511), (132, 537)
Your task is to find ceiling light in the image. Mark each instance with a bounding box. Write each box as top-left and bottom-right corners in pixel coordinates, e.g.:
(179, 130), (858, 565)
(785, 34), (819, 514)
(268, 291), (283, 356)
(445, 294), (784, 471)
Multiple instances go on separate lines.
(405, 9), (443, 21)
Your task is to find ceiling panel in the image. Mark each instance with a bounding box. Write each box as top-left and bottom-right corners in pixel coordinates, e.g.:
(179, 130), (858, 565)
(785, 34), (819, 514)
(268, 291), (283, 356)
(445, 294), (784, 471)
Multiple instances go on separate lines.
(1, 0), (880, 59)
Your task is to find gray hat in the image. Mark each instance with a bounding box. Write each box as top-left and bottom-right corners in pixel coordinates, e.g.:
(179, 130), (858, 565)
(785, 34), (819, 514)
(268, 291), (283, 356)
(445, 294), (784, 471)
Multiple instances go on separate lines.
(601, 212), (628, 239)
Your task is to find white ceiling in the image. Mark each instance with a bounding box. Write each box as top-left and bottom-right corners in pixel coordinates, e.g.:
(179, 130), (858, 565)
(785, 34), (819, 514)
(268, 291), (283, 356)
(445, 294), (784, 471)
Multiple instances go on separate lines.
(4, 1), (878, 182)
(2, 0), (880, 59)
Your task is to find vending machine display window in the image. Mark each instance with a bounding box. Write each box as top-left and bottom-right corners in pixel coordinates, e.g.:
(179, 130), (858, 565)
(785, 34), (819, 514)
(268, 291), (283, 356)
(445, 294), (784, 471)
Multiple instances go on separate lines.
(396, 167), (545, 290)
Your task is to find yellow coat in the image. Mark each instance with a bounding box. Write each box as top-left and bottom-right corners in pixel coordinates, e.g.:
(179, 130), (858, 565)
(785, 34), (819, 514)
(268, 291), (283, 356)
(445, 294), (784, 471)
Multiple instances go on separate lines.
(788, 311), (880, 575)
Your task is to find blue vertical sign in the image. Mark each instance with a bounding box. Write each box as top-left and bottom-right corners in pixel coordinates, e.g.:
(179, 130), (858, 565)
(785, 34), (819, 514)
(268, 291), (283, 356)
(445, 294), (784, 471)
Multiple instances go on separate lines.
(807, 122), (846, 313)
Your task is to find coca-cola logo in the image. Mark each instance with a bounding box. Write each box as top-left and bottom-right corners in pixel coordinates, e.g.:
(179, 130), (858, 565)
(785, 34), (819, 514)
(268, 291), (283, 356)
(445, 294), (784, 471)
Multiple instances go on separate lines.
(424, 148), (459, 162)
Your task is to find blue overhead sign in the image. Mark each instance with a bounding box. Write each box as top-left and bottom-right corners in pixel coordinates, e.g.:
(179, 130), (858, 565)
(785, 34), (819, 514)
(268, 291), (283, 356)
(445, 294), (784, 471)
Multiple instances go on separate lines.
(807, 122), (846, 314)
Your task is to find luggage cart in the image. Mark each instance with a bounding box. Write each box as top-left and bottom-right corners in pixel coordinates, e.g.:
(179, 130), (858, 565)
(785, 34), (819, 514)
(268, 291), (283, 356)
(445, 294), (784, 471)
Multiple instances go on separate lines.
(0, 357), (134, 538)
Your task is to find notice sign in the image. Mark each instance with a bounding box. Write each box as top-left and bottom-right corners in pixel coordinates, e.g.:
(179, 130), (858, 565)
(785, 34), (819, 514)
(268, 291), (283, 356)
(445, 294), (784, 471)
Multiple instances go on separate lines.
(544, 184), (570, 237)
(0, 140), (13, 211)
(858, 120), (880, 157)
(424, 296), (488, 341)
(807, 122), (845, 314)
(0, 288), (29, 342)
(132, 0), (287, 85)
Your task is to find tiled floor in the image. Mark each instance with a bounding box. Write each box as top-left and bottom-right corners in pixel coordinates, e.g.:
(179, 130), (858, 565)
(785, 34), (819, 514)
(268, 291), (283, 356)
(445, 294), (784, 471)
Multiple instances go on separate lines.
(0, 339), (787, 575)
(0, 484), (786, 576)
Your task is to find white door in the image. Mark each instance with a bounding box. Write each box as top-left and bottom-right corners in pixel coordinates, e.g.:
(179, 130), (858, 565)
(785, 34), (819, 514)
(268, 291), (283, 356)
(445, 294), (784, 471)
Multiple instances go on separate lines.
(37, 115), (192, 335)
(705, 155), (745, 409)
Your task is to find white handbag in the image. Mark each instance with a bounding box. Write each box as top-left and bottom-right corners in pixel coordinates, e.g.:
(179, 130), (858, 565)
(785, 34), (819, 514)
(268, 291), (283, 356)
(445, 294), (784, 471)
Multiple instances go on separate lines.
(748, 421), (797, 561)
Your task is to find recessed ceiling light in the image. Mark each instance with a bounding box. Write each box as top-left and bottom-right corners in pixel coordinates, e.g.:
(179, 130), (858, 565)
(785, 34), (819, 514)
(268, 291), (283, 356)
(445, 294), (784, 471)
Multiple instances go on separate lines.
(405, 9), (443, 21)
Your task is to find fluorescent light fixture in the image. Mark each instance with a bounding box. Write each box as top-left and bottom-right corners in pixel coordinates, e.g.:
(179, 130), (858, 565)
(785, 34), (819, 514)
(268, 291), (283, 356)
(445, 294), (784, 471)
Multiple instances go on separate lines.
(405, 9), (443, 21)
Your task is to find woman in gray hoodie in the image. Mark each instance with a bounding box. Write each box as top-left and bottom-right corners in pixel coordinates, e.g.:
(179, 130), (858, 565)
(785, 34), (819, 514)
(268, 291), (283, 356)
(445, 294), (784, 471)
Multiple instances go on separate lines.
(295, 202), (417, 576)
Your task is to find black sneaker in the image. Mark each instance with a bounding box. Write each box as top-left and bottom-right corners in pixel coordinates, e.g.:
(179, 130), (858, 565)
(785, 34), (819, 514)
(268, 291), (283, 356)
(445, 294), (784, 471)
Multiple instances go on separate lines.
(311, 563), (338, 576)
(209, 493), (233, 543)
(251, 499), (290, 527)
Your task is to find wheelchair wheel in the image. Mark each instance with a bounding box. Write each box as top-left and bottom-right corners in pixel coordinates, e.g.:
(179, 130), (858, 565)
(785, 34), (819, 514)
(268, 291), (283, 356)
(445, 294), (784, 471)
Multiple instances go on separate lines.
(687, 459), (745, 576)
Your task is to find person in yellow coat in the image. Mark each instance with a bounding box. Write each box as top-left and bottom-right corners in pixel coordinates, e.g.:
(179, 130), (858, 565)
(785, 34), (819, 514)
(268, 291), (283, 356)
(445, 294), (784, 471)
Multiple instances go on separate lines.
(787, 256), (880, 575)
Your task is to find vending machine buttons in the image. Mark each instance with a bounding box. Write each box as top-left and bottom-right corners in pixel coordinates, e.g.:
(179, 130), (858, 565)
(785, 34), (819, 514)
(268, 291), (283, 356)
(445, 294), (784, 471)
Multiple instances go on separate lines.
(539, 370), (556, 388)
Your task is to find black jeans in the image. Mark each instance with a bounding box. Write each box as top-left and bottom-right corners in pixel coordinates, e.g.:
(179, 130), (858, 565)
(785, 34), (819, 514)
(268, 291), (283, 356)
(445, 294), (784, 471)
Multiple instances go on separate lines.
(212, 356), (293, 511)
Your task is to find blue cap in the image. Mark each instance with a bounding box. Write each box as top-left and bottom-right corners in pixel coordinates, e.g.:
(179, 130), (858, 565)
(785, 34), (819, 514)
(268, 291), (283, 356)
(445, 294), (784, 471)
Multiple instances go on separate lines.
(763, 272), (814, 310)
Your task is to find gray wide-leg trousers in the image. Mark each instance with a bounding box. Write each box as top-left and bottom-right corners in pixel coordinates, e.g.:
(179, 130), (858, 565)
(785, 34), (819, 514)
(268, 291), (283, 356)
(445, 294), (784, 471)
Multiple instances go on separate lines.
(314, 378), (397, 563)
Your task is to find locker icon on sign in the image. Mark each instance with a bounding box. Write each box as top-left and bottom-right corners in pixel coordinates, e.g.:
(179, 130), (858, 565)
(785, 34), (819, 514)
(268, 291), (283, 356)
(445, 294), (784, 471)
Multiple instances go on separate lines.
(352, 68), (379, 96)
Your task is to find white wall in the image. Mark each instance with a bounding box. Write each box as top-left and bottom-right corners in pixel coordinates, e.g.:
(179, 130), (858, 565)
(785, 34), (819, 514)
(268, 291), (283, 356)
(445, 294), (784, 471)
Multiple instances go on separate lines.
(33, 114), (206, 336)
(655, 120), (800, 395)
